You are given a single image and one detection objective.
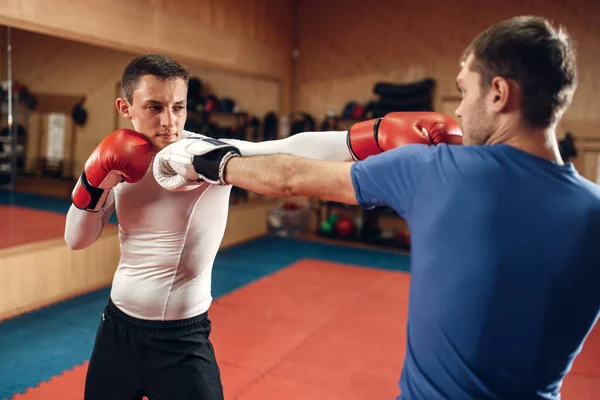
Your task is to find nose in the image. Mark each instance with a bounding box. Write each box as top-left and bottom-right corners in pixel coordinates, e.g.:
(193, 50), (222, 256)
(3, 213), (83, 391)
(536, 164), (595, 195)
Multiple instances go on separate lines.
(455, 104), (462, 119)
(161, 108), (177, 130)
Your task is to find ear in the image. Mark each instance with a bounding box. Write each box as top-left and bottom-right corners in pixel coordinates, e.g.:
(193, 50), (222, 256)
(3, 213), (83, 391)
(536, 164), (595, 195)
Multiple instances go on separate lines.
(489, 77), (512, 113)
(115, 97), (132, 120)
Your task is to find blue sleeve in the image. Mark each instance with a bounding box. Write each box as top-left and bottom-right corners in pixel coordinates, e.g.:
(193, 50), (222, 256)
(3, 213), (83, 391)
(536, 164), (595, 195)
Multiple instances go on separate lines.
(350, 144), (436, 217)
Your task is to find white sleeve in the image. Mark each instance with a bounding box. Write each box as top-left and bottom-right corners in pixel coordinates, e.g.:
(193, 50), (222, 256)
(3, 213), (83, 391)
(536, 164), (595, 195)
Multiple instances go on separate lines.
(64, 190), (116, 250)
(221, 130), (353, 161)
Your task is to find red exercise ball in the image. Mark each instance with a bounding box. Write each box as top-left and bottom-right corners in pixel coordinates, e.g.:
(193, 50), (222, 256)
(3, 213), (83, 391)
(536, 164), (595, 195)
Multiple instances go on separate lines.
(336, 216), (354, 237)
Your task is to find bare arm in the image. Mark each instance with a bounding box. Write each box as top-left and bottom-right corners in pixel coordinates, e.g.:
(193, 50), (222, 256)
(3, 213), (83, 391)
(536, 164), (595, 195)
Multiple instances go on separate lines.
(223, 154), (358, 205)
(220, 130), (353, 161)
(64, 190), (115, 250)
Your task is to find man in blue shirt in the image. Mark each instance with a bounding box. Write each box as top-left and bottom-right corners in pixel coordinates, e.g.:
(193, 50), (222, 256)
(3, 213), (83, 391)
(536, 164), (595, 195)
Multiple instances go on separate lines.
(156, 15), (600, 400)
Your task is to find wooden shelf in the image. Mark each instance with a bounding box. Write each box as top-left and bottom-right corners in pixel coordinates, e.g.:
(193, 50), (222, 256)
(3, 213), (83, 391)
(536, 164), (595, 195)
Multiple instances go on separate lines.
(314, 199), (410, 251)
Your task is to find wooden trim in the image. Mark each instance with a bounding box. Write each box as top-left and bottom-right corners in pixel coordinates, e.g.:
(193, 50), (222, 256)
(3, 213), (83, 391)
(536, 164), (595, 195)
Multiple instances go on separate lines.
(30, 93), (82, 114)
(0, 278), (113, 322)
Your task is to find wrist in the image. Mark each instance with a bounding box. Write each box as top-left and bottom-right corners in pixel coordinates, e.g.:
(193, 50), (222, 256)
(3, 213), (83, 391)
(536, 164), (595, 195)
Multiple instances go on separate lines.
(74, 171), (106, 211)
(219, 152), (240, 185)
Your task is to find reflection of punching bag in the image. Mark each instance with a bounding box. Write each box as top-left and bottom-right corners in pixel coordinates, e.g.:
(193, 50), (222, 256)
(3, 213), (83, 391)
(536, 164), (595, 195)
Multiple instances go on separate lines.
(263, 112), (278, 141)
(187, 77), (203, 112)
(249, 117), (260, 141)
(370, 78), (436, 117)
(558, 132), (578, 163)
(72, 97), (88, 126)
(289, 112), (315, 136)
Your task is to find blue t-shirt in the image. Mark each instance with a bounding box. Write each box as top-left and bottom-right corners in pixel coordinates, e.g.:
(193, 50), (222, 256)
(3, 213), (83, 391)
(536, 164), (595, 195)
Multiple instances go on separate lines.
(351, 143), (600, 400)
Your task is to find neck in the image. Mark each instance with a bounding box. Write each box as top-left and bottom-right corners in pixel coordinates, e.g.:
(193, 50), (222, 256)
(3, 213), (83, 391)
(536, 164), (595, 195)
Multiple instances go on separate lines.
(486, 119), (564, 165)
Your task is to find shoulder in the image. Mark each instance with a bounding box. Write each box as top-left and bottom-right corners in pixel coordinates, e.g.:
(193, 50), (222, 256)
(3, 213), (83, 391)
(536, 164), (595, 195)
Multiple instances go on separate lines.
(352, 144), (474, 175)
(572, 173), (600, 203)
(374, 143), (440, 163)
(388, 143), (484, 167)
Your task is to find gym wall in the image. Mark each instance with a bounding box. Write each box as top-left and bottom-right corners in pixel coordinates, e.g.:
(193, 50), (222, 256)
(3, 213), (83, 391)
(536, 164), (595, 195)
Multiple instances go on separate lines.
(293, 0), (599, 138)
(0, 0), (294, 81)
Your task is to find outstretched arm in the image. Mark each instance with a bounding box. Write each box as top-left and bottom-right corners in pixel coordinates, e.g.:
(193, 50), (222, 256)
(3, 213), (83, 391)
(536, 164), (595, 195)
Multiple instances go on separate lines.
(222, 144), (438, 217)
(223, 154), (358, 205)
(220, 130), (353, 161)
(153, 112), (461, 194)
(154, 130), (354, 191)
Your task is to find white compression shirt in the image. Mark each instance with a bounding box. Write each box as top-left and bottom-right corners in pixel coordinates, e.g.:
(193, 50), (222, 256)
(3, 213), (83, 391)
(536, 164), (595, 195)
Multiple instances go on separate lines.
(64, 129), (352, 320)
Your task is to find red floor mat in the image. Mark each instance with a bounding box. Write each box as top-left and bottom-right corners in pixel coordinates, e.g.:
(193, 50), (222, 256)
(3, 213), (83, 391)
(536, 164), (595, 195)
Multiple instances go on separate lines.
(0, 205), (116, 249)
(11, 259), (600, 399)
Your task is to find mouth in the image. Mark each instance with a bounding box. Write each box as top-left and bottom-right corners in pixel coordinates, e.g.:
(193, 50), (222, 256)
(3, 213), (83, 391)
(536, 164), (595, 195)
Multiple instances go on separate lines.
(157, 133), (178, 140)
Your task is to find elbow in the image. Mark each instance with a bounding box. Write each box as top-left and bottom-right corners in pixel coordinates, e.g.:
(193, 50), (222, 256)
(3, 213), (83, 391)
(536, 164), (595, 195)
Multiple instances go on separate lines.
(280, 181), (298, 197)
(279, 158), (303, 197)
(281, 176), (301, 197)
(64, 232), (89, 251)
(65, 239), (85, 251)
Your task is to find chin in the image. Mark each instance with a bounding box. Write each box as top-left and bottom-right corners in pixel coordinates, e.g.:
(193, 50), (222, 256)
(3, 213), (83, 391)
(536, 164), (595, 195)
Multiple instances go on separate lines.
(463, 129), (483, 146)
(153, 134), (179, 149)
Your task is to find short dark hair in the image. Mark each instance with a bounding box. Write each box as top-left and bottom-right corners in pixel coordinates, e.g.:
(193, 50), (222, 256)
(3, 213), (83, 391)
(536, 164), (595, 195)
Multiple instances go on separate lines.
(121, 54), (190, 104)
(462, 16), (577, 128)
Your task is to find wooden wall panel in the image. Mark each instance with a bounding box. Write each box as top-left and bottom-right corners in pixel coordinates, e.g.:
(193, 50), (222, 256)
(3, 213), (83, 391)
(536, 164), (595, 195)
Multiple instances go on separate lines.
(0, 198), (281, 321)
(221, 198), (279, 248)
(0, 0), (294, 80)
(0, 229), (120, 321)
(293, 0), (600, 138)
(572, 138), (600, 183)
(188, 66), (282, 117)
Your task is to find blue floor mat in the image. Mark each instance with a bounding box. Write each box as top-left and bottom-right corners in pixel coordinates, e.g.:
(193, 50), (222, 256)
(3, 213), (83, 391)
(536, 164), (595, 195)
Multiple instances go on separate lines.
(0, 190), (73, 214)
(0, 235), (410, 398)
(0, 189), (119, 224)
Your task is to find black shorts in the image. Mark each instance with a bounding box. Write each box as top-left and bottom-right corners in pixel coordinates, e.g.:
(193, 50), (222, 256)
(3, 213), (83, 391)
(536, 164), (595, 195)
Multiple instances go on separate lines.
(84, 298), (224, 400)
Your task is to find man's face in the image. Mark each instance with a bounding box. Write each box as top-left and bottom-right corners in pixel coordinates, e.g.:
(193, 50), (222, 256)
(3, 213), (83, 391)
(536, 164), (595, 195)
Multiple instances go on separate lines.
(117, 75), (187, 150)
(454, 54), (495, 145)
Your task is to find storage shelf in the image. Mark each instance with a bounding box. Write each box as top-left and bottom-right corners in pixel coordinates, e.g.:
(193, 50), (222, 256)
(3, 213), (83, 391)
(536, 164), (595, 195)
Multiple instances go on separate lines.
(314, 198), (411, 251)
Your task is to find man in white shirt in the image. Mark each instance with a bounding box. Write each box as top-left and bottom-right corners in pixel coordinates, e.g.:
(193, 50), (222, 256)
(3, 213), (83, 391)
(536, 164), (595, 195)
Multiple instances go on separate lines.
(65, 53), (359, 400)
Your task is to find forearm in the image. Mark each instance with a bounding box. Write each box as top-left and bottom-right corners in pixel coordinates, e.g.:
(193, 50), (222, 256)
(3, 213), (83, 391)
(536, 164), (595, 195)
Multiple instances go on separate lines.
(222, 131), (353, 161)
(223, 154), (358, 204)
(64, 192), (114, 250)
(223, 154), (296, 197)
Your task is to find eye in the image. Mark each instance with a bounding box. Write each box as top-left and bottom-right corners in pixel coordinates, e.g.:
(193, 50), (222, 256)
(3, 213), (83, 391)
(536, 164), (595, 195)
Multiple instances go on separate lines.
(173, 106), (185, 112)
(456, 82), (465, 97)
(149, 106), (162, 111)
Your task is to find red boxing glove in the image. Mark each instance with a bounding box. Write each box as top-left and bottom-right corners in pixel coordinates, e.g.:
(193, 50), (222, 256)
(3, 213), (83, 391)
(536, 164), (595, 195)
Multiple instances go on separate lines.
(72, 129), (154, 211)
(347, 112), (463, 160)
